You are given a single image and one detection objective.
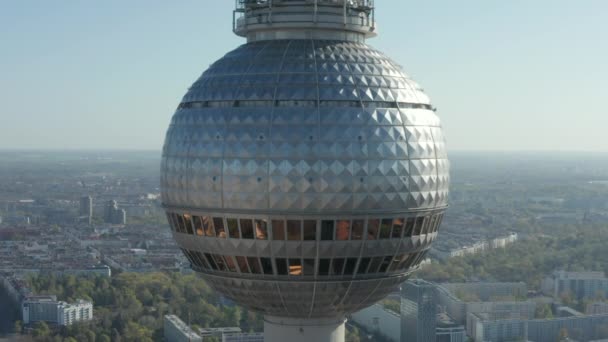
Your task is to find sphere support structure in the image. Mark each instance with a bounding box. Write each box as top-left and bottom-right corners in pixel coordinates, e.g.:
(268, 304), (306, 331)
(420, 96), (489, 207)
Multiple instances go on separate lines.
(264, 316), (346, 342)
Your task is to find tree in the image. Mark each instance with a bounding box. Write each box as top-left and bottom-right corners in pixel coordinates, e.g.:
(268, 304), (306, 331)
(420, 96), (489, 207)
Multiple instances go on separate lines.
(13, 320), (22, 334)
(32, 321), (50, 338)
(98, 334), (111, 342)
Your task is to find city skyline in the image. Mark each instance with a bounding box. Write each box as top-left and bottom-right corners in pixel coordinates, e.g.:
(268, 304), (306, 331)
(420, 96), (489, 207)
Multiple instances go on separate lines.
(1, 0), (607, 151)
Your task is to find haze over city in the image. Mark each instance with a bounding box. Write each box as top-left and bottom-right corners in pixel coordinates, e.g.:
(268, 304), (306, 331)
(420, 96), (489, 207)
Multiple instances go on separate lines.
(1, 0), (607, 151)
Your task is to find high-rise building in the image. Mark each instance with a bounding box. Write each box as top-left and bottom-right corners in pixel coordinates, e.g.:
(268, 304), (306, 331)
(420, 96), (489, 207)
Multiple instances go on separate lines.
(104, 200), (127, 225)
(401, 280), (438, 342)
(79, 196), (93, 225)
(161, 1), (449, 341)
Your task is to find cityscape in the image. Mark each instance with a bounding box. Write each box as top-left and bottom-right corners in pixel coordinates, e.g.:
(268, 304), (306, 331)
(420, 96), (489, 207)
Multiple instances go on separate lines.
(1, 0), (608, 342)
(1, 151), (607, 341)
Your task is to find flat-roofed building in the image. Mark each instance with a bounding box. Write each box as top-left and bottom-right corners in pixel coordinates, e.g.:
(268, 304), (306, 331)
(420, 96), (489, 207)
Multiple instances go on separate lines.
(164, 315), (202, 342)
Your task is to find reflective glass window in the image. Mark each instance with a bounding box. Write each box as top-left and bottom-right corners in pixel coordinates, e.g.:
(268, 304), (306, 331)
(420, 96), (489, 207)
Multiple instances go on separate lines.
(193, 216), (205, 236)
(392, 218), (405, 238)
(227, 218), (241, 238)
(213, 255), (227, 271)
(318, 259), (330, 276)
(378, 256), (392, 273)
(303, 259), (315, 276)
(248, 257), (262, 274)
(367, 257), (383, 274)
(357, 257), (371, 274)
(172, 213), (182, 232)
(181, 248), (194, 265)
(276, 258), (288, 275)
(289, 259), (303, 276)
(434, 214), (444, 233)
(213, 217), (227, 238)
(303, 220), (317, 240)
(260, 257), (274, 275)
(255, 219), (268, 240)
(196, 252), (210, 269)
(203, 216), (215, 237)
(166, 213), (176, 231)
(367, 219), (380, 240)
(404, 218), (415, 237)
(332, 258), (345, 276)
(351, 220), (364, 240)
(287, 220), (302, 241)
(321, 220), (334, 240)
(400, 254), (417, 270)
(379, 219), (392, 239)
(272, 220), (286, 240)
(422, 216), (435, 235)
(413, 216), (425, 236)
(236, 256), (250, 273)
(183, 215), (194, 235)
(204, 253), (218, 270)
(344, 258), (358, 275)
(336, 220), (350, 240)
(389, 254), (406, 272)
(420, 216), (430, 235)
(174, 214), (185, 233)
(224, 256), (237, 272)
(240, 219), (254, 239)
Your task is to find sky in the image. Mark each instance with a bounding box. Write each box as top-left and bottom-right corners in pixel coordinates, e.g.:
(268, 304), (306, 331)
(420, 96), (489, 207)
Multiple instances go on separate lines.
(0, 1), (607, 152)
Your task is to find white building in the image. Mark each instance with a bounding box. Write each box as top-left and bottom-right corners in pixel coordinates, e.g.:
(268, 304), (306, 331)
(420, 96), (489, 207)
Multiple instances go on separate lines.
(23, 297), (93, 326)
(164, 315), (202, 342)
(351, 304), (401, 342)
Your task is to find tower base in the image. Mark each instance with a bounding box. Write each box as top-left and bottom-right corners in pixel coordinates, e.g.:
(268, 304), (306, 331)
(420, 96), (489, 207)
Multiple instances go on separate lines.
(264, 316), (346, 342)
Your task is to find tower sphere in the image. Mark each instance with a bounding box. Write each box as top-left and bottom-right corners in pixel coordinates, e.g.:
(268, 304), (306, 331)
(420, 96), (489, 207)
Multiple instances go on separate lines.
(161, 0), (449, 332)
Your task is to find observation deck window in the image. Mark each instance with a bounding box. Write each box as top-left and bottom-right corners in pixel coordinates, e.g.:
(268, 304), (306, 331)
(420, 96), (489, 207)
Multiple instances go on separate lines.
(344, 258), (358, 275)
(272, 220), (286, 240)
(225, 256), (238, 272)
(240, 219), (255, 239)
(213, 218), (227, 238)
(379, 219), (392, 239)
(248, 257), (263, 274)
(351, 220), (364, 240)
(255, 219), (268, 239)
(357, 257), (371, 274)
(287, 220), (302, 240)
(367, 219), (379, 240)
(303, 220), (317, 240)
(227, 218), (241, 238)
(318, 259), (330, 276)
(303, 259), (315, 276)
(336, 220), (350, 240)
(276, 258), (288, 275)
(260, 257), (274, 275)
(332, 258), (345, 276)
(289, 258), (303, 276)
(321, 220), (335, 240)
(236, 256), (250, 273)
(391, 218), (404, 238)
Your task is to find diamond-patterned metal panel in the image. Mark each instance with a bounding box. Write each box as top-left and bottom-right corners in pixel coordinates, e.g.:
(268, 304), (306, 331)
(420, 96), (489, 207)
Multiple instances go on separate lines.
(161, 39), (449, 319)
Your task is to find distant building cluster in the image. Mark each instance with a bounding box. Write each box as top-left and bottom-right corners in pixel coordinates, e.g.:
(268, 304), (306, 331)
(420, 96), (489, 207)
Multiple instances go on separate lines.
(433, 233), (518, 260)
(22, 296), (93, 326)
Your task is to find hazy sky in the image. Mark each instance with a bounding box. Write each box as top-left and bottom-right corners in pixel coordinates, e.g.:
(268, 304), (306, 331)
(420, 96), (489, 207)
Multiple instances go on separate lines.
(1, 1), (607, 151)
